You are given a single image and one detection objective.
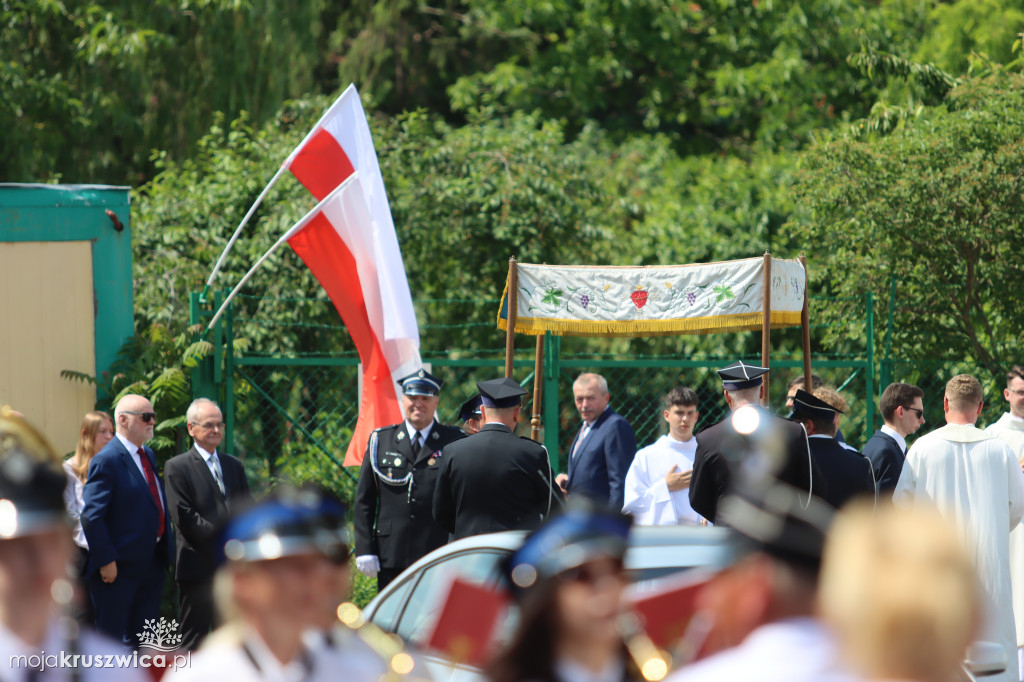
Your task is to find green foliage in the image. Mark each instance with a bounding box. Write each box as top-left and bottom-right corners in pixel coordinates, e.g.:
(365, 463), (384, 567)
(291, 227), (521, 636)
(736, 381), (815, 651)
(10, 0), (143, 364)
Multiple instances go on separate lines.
(448, 0), (928, 153)
(792, 73), (1024, 377)
(61, 322), (212, 462)
(1, 0), (330, 183)
(914, 0), (1024, 75)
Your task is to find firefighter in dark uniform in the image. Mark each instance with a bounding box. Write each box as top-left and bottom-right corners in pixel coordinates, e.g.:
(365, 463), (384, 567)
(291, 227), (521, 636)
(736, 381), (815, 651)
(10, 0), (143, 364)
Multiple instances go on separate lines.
(689, 361), (822, 524)
(353, 370), (465, 590)
(432, 377), (562, 541)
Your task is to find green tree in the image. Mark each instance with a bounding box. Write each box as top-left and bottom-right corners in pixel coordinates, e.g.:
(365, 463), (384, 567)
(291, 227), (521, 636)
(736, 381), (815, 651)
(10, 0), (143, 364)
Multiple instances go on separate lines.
(792, 73), (1024, 377)
(1, 0), (331, 184)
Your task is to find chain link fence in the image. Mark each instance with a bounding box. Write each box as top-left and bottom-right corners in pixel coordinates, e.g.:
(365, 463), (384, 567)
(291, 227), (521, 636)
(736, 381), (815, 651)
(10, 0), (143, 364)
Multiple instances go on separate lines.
(200, 292), (880, 496)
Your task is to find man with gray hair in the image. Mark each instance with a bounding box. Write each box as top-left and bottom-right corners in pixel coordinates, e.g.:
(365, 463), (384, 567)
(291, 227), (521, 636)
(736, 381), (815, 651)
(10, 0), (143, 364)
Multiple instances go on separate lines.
(895, 374), (1024, 682)
(555, 372), (636, 509)
(165, 398), (252, 649)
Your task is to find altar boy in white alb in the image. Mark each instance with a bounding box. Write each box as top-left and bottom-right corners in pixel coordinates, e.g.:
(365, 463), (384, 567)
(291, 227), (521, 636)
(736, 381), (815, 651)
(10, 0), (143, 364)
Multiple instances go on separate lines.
(985, 364), (1024, 682)
(895, 374), (1024, 682)
(623, 387), (705, 525)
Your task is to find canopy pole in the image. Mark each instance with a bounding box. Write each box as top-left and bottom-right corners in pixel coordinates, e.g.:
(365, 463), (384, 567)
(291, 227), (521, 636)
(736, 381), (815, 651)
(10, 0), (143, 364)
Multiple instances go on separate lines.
(800, 254), (812, 391)
(761, 251), (772, 407)
(531, 334), (544, 441)
(504, 257), (518, 378)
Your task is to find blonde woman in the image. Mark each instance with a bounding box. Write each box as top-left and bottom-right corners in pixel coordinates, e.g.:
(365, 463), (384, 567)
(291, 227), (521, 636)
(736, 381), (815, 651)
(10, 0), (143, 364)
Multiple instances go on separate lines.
(64, 410), (114, 621)
(820, 502), (981, 681)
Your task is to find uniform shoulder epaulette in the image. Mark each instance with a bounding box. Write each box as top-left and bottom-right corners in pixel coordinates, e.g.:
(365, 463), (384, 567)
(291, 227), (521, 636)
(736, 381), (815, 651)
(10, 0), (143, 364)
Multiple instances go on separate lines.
(519, 435), (543, 445)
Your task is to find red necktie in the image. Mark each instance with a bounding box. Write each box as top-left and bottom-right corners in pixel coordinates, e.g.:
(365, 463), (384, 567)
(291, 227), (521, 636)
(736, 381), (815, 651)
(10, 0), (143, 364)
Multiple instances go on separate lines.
(139, 447), (165, 538)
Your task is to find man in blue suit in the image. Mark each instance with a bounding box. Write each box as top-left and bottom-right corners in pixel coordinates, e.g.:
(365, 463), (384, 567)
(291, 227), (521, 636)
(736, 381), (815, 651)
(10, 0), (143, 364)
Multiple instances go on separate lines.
(555, 373), (637, 509)
(862, 382), (925, 497)
(83, 394), (172, 648)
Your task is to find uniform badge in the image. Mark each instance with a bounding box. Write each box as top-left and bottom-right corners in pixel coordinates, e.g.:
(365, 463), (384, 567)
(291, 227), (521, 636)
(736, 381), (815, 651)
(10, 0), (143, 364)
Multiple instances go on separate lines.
(427, 457), (437, 466)
(397, 431), (406, 441)
(432, 431), (440, 440)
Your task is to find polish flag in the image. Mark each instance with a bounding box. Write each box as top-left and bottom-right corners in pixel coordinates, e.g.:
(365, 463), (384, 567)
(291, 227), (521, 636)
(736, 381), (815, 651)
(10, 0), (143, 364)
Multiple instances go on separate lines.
(284, 175), (420, 466)
(283, 84), (420, 348)
(283, 86), (421, 466)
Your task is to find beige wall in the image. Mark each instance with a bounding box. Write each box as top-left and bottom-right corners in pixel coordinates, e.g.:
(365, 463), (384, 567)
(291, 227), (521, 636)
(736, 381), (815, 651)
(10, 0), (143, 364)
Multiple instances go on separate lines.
(0, 241), (97, 455)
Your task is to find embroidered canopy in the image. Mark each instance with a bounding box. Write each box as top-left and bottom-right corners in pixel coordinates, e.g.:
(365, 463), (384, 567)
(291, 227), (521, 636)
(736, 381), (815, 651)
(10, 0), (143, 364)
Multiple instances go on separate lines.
(497, 257), (805, 337)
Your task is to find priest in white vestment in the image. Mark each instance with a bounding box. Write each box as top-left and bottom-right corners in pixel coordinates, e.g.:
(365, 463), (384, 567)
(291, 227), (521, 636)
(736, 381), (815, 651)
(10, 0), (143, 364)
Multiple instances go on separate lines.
(986, 364), (1024, 681)
(623, 386), (705, 525)
(894, 374), (1024, 682)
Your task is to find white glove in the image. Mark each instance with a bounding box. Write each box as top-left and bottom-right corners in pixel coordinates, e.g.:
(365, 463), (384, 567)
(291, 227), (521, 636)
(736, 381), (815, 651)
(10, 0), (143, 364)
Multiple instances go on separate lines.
(356, 555), (381, 578)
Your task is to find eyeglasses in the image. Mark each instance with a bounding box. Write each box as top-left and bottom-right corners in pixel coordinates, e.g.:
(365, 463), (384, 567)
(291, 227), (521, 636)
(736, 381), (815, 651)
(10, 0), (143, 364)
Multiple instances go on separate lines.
(121, 411), (156, 423)
(902, 406), (924, 419)
(191, 421), (225, 430)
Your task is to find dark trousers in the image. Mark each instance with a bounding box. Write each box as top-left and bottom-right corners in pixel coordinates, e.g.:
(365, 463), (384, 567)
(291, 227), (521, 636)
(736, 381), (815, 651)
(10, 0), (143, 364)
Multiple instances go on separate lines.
(74, 546), (96, 625)
(177, 579), (215, 650)
(89, 552), (165, 648)
(377, 567), (403, 592)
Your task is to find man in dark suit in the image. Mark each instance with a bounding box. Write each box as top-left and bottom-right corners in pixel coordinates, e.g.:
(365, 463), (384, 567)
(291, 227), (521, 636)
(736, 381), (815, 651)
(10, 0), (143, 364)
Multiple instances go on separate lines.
(690, 362), (822, 524)
(82, 394), (173, 648)
(789, 389), (874, 509)
(164, 397), (252, 650)
(555, 373), (637, 510)
(353, 369), (466, 589)
(433, 377), (561, 539)
(862, 382), (925, 497)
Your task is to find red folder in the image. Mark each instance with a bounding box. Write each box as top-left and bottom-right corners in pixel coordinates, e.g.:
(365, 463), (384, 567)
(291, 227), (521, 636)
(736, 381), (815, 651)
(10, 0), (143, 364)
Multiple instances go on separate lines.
(424, 577), (509, 666)
(627, 570), (715, 651)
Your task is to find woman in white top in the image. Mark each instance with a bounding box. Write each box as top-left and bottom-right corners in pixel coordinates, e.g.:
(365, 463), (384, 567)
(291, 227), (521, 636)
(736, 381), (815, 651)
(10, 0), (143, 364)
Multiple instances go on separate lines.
(63, 410), (114, 623)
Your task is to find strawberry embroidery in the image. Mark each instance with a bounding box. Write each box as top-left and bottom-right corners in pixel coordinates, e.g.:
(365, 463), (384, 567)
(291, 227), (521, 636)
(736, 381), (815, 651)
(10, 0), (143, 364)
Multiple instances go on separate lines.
(630, 289), (648, 309)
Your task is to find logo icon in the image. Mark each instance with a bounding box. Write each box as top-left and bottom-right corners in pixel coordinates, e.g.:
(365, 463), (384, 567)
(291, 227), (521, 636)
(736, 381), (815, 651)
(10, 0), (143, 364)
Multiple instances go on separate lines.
(137, 617), (183, 652)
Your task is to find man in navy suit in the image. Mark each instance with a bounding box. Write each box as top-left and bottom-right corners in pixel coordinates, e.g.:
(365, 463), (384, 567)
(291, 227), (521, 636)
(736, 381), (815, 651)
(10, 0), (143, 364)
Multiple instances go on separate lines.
(555, 373), (637, 509)
(82, 394), (172, 648)
(862, 382), (925, 497)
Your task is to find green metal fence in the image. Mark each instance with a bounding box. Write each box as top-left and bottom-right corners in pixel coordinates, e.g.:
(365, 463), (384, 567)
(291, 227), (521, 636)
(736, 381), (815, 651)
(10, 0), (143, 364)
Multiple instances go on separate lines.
(190, 290), (882, 494)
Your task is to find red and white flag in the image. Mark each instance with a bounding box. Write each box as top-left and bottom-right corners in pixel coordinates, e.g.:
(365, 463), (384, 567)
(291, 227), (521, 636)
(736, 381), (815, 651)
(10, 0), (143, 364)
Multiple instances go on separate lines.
(206, 85), (420, 466)
(283, 84), (421, 350)
(284, 86), (420, 466)
(285, 175), (420, 466)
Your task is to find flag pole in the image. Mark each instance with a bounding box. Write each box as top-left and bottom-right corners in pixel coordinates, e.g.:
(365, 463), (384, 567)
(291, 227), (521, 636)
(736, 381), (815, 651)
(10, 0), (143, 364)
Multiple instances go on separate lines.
(206, 173), (357, 331)
(202, 84), (359, 301)
(202, 165), (287, 300)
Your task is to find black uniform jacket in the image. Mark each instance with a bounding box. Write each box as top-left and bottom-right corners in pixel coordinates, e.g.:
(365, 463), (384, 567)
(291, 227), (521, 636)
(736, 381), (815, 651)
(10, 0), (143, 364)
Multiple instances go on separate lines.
(432, 423), (562, 540)
(353, 420), (465, 571)
(689, 407), (824, 524)
(807, 435), (875, 509)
